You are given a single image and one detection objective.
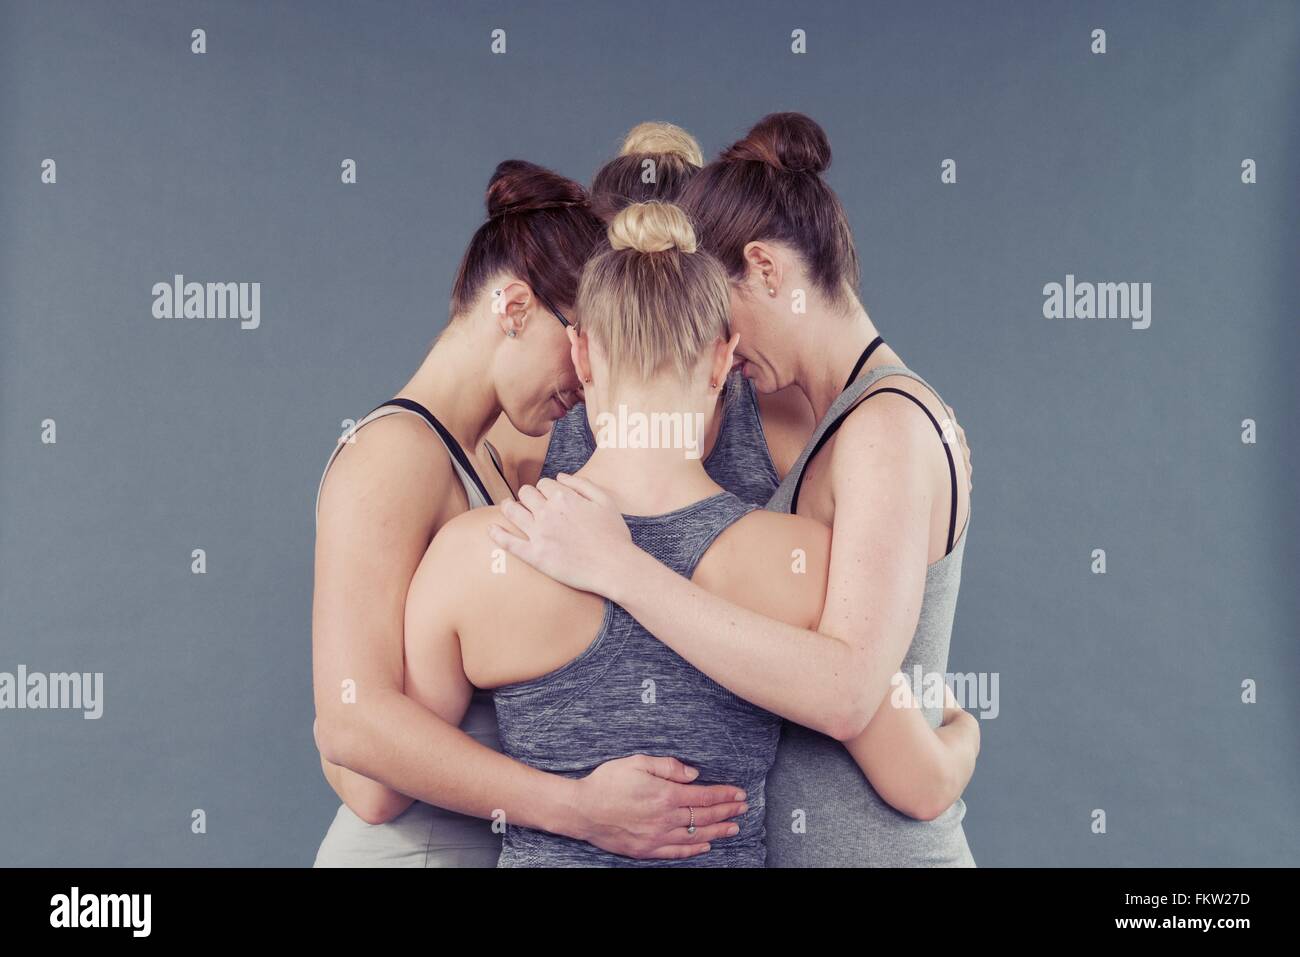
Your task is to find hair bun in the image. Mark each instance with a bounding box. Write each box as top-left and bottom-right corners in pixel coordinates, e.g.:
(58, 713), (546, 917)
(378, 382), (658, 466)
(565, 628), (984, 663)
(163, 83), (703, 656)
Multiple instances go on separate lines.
(722, 112), (831, 174)
(607, 201), (697, 254)
(619, 121), (704, 168)
(486, 159), (590, 219)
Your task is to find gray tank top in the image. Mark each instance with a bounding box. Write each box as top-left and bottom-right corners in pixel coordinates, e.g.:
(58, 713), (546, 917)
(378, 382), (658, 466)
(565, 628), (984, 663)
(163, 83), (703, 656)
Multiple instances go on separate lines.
(764, 364), (975, 867)
(540, 369), (781, 507)
(313, 399), (504, 868)
(493, 491), (779, 867)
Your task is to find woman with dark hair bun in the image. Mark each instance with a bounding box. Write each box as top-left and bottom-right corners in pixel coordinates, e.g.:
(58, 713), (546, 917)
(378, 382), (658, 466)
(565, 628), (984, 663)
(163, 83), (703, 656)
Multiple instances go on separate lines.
(492, 113), (979, 867)
(312, 160), (749, 867)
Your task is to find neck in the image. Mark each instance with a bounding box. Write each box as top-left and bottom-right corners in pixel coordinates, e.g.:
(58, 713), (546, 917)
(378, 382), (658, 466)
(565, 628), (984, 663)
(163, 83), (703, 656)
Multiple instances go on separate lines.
(579, 387), (719, 515)
(397, 325), (500, 452)
(791, 300), (897, 420)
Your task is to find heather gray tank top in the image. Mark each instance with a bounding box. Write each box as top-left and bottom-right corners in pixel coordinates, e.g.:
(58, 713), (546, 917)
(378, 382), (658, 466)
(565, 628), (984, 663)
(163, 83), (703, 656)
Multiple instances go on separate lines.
(765, 364), (975, 867)
(540, 369), (780, 506)
(493, 491), (780, 868)
(313, 399), (504, 868)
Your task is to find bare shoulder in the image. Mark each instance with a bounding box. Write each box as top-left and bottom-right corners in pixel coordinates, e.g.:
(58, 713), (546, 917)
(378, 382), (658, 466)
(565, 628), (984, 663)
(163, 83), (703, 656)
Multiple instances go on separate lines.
(317, 411), (461, 525)
(828, 377), (942, 475)
(423, 505), (567, 606)
(695, 510), (831, 629)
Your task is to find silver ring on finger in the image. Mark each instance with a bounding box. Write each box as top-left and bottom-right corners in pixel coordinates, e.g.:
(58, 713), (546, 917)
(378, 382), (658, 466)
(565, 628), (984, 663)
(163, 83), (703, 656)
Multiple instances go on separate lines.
(687, 806), (696, 835)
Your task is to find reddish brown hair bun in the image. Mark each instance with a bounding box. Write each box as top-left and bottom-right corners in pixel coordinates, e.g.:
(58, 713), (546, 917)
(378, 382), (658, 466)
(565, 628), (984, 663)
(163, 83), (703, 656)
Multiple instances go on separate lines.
(485, 159), (589, 218)
(681, 112), (858, 305)
(450, 160), (604, 316)
(720, 112), (831, 174)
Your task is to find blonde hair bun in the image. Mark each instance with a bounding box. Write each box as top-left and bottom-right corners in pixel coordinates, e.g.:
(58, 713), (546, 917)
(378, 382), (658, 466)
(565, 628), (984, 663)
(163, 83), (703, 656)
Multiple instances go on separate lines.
(620, 122), (704, 168)
(607, 201), (697, 255)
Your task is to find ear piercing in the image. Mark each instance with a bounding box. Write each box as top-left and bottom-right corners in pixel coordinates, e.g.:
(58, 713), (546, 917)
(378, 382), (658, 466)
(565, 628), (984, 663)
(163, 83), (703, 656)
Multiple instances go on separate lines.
(506, 330), (516, 338)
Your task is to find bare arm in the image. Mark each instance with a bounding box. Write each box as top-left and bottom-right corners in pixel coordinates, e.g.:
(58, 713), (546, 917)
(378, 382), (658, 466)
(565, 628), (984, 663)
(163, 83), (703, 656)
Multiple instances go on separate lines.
(312, 420), (746, 857)
(844, 680), (980, 820)
(312, 417), (581, 832)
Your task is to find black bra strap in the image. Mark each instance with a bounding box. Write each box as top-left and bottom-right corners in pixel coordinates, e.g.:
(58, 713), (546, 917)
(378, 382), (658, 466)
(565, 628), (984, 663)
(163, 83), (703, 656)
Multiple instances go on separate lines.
(842, 336), (885, 393)
(375, 398), (495, 507)
(789, 386), (960, 555)
(483, 441), (516, 501)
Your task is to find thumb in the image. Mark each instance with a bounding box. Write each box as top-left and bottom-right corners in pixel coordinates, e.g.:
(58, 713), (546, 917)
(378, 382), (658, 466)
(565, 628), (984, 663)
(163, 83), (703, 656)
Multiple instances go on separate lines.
(640, 754), (700, 783)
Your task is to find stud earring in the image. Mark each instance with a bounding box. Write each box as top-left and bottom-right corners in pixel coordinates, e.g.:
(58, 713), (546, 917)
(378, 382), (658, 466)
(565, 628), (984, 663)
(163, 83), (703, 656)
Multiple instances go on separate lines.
(506, 330), (516, 338)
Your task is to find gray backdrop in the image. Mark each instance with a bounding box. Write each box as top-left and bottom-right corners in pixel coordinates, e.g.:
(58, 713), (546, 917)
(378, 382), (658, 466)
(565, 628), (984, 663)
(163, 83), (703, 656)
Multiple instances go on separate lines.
(2, 0), (1297, 866)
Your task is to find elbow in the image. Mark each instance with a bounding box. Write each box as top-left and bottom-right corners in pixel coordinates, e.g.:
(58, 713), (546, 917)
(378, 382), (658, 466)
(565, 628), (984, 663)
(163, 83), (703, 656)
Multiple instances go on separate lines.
(905, 786), (955, 822)
(884, 779), (955, 823)
(315, 711), (359, 769)
(903, 765), (964, 822)
(350, 792), (411, 826)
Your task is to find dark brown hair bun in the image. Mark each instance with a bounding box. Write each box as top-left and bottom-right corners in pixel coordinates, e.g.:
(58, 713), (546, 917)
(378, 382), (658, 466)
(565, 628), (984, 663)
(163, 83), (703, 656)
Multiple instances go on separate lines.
(486, 159), (590, 219)
(449, 160), (604, 317)
(721, 112), (832, 174)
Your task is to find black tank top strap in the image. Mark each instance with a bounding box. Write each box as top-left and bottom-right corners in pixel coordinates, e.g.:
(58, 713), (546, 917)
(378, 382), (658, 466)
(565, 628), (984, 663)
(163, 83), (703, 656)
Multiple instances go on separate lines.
(482, 441), (515, 501)
(374, 398), (495, 507)
(842, 336), (885, 392)
(789, 379), (960, 556)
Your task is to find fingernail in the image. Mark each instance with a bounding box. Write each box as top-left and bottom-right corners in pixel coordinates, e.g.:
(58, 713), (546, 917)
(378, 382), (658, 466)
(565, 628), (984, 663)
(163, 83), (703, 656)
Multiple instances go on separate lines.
(686, 767), (699, 780)
(735, 790), (746, 801)
(739, 804), (749, 814)
(727, 824), (739, 836)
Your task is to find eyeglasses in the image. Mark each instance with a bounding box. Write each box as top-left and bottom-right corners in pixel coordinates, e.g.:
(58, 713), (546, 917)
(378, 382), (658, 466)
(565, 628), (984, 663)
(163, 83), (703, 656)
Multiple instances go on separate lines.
(533, 290), (572, 328)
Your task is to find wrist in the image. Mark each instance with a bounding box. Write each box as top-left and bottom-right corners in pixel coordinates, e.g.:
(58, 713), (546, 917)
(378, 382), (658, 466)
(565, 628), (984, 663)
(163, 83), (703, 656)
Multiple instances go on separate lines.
(601, 542), (652, 606)
(535, 771), (587, 842)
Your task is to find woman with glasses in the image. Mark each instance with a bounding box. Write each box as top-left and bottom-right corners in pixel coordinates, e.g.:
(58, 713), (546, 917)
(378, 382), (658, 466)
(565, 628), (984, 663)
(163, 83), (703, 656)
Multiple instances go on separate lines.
(312, 159), (748, 867)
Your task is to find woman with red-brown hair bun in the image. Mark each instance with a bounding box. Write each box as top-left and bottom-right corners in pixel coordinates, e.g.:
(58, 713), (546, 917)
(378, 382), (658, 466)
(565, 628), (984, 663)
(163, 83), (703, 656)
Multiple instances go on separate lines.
(491, 113), (979, 868)
(312, 159), (749, 867)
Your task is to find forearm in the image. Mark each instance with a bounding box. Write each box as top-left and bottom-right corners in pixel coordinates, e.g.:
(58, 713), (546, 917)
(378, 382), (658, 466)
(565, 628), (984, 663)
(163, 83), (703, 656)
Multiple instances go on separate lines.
(319, 754), (414, 825)
(844, 685), (980, 821)
(316, 688), (581, 838)
(608, 548), (890, 740)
